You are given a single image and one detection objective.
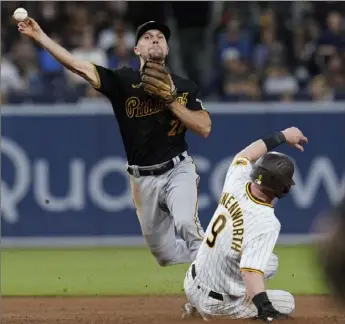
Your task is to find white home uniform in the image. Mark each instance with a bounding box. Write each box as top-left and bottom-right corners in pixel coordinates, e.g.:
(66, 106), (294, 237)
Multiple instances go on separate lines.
(184, 157), (295, 319)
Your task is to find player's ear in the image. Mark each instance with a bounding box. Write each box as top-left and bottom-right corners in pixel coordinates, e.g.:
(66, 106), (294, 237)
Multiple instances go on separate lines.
(134, 46), (140, 56)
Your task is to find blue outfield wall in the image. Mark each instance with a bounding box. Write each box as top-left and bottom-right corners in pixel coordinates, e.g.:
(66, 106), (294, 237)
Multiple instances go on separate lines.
(1, 102), (345, 247)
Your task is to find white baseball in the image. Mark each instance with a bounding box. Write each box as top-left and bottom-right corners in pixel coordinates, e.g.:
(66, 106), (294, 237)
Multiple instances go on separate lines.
(13, 8), (28, 22)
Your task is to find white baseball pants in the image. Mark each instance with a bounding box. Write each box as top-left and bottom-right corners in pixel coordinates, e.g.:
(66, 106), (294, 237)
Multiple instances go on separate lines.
(184, 254), (295, 319)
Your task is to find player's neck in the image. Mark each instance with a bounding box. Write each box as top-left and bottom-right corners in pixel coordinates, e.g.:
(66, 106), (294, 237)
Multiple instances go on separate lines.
(250, 183), (274, 204)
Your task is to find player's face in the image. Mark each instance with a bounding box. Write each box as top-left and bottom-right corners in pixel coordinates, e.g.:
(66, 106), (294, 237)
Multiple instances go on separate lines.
(135, 30), (169, 62)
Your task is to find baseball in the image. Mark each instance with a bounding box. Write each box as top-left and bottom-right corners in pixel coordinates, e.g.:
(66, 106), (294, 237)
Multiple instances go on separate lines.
(13, 8), (28, 22)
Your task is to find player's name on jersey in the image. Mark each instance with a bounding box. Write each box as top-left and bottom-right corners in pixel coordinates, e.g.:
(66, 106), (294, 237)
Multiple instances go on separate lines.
(125, 93), (188, 119)
(219, 192), (244, 252)
(125, 97), (166, 118)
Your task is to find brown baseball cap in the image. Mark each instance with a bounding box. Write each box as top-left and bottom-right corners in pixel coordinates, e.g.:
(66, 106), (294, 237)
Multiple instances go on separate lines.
(135, 21), (171, 44)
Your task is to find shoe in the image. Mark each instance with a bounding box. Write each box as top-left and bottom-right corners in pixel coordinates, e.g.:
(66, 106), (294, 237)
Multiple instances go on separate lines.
(181, 303), (210, 321)
(181, 303), (197, 319)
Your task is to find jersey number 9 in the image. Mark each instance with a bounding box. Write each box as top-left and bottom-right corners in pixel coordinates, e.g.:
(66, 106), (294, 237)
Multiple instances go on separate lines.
(206, 214), (227, 248)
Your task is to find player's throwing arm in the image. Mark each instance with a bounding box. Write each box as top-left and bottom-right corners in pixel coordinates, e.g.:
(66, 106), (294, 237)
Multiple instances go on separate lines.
(16, 13), (99, 88)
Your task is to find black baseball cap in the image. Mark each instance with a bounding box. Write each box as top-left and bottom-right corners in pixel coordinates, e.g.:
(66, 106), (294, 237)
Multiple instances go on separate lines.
(135, 21), (171, 44)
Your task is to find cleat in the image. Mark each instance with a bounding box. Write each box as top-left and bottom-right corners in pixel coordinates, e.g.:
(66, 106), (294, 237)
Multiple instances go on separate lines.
(181, 303), (210, 321)
(181, 303), (197, 319)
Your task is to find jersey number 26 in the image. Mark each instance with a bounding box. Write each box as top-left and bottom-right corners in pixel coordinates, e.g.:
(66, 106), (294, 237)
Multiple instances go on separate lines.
(206, 214), (227, 248)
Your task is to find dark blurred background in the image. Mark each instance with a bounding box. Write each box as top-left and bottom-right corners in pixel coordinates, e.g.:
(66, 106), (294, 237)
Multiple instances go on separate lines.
(1, 1), (345, 104)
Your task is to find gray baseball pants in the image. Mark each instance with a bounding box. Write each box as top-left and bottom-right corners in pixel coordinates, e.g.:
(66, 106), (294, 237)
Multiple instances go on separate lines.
(128, 151), (204, 266)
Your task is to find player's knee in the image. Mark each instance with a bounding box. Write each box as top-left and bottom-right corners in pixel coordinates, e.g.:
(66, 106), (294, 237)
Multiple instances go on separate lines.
(145, 240), (175, 266)
(150, 249), (174, 266)
(157, 258), (169, 267)
(286, 292), (295, 314)
(280, 292), (295, 314)
(155, 254), (174, 267)
(175, 217), (202, 237)
(175, 217), (191, 230)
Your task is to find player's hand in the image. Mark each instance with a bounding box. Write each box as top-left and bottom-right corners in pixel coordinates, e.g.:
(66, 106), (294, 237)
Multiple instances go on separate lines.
(140, 60), (177, 105)
(17, 17), (43, 41)
(282, 127), (308, 152)
(255, 302), (289, 322)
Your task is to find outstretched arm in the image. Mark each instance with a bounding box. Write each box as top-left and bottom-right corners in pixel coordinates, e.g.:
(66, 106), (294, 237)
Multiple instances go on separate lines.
(17, 18), (99, 88)
(234, 127), (308, 163)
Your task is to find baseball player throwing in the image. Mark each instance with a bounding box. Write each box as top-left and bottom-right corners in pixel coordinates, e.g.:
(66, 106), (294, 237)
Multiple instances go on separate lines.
(183, 126), (308, 322)
(17, 17), (211, 266)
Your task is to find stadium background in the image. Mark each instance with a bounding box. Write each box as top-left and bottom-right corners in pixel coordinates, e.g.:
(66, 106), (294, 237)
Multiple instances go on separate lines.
(1, 1), (345, 322)
(2, 1), (345, 103)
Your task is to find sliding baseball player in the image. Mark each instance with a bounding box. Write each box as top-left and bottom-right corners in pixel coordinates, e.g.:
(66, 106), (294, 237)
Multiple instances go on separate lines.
(183, 126), (308, 322)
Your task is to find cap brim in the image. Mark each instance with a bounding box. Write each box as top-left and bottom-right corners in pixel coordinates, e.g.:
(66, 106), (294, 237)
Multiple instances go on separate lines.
(136, 21), (170, 44)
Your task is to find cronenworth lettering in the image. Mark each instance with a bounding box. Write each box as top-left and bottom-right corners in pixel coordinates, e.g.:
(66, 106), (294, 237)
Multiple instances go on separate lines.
(219, 192), (244, 252)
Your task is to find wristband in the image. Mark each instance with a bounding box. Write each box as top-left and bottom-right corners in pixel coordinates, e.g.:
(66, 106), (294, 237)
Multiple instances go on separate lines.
(262, 132), (286, 151)
(252, 292), (271, 310)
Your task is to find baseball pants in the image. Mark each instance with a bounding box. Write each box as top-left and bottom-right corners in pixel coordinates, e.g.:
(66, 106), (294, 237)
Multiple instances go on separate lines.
(184, 254), (295, 319)
(129, 152), (204, 266)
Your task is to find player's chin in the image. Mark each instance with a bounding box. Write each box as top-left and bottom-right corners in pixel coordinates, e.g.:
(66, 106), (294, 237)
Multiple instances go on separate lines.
(148, 50), (165, 61)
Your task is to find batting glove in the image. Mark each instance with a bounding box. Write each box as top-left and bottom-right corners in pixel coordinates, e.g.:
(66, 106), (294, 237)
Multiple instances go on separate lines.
(252, 292), (289, 322)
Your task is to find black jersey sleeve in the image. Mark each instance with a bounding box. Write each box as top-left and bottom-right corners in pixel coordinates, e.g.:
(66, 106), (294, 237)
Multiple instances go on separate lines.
(92, 64), (120, 97)
(186, 84), (207, 112)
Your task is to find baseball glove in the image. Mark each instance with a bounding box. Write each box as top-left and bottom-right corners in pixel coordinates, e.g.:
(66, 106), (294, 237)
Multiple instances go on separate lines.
(140, 60), (177, 104)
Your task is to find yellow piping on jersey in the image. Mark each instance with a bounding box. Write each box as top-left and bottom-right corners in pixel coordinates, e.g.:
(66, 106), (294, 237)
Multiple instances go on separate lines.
(232, 157), (250, 166)
(245, 183), (273, 208)
(92, 64), (101, 89)
(240, 268), (264, 275)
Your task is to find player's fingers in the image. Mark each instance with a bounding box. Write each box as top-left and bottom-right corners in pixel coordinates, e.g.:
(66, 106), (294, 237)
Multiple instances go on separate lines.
(142, 75), (160, 86)
(301, 135), (308, 143)
(142, 75), (170, 91)
(294, 143), (304, 152)
(144, 68), (166, 79)
(146, 62), (165, 71)
(142, 83), (160, 94)
(26, 17), (36, 24)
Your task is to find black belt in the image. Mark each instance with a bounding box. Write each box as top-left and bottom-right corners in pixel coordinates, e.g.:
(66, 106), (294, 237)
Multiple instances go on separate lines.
(127, 154), (185, 177)
(191, 264), (224, 301)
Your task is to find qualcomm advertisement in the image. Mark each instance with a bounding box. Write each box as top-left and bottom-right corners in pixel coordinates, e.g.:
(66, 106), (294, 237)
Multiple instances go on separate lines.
(2, 104), (345, 240)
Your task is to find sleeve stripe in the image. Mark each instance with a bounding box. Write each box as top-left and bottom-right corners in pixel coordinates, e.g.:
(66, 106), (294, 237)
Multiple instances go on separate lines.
(240, 268), (264, 275)
(232, 157), (250, 166)
(92, 64), (101, 89)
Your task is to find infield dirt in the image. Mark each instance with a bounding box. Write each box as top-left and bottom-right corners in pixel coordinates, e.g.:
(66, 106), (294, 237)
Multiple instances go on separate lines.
(3, 296), (344, 324)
